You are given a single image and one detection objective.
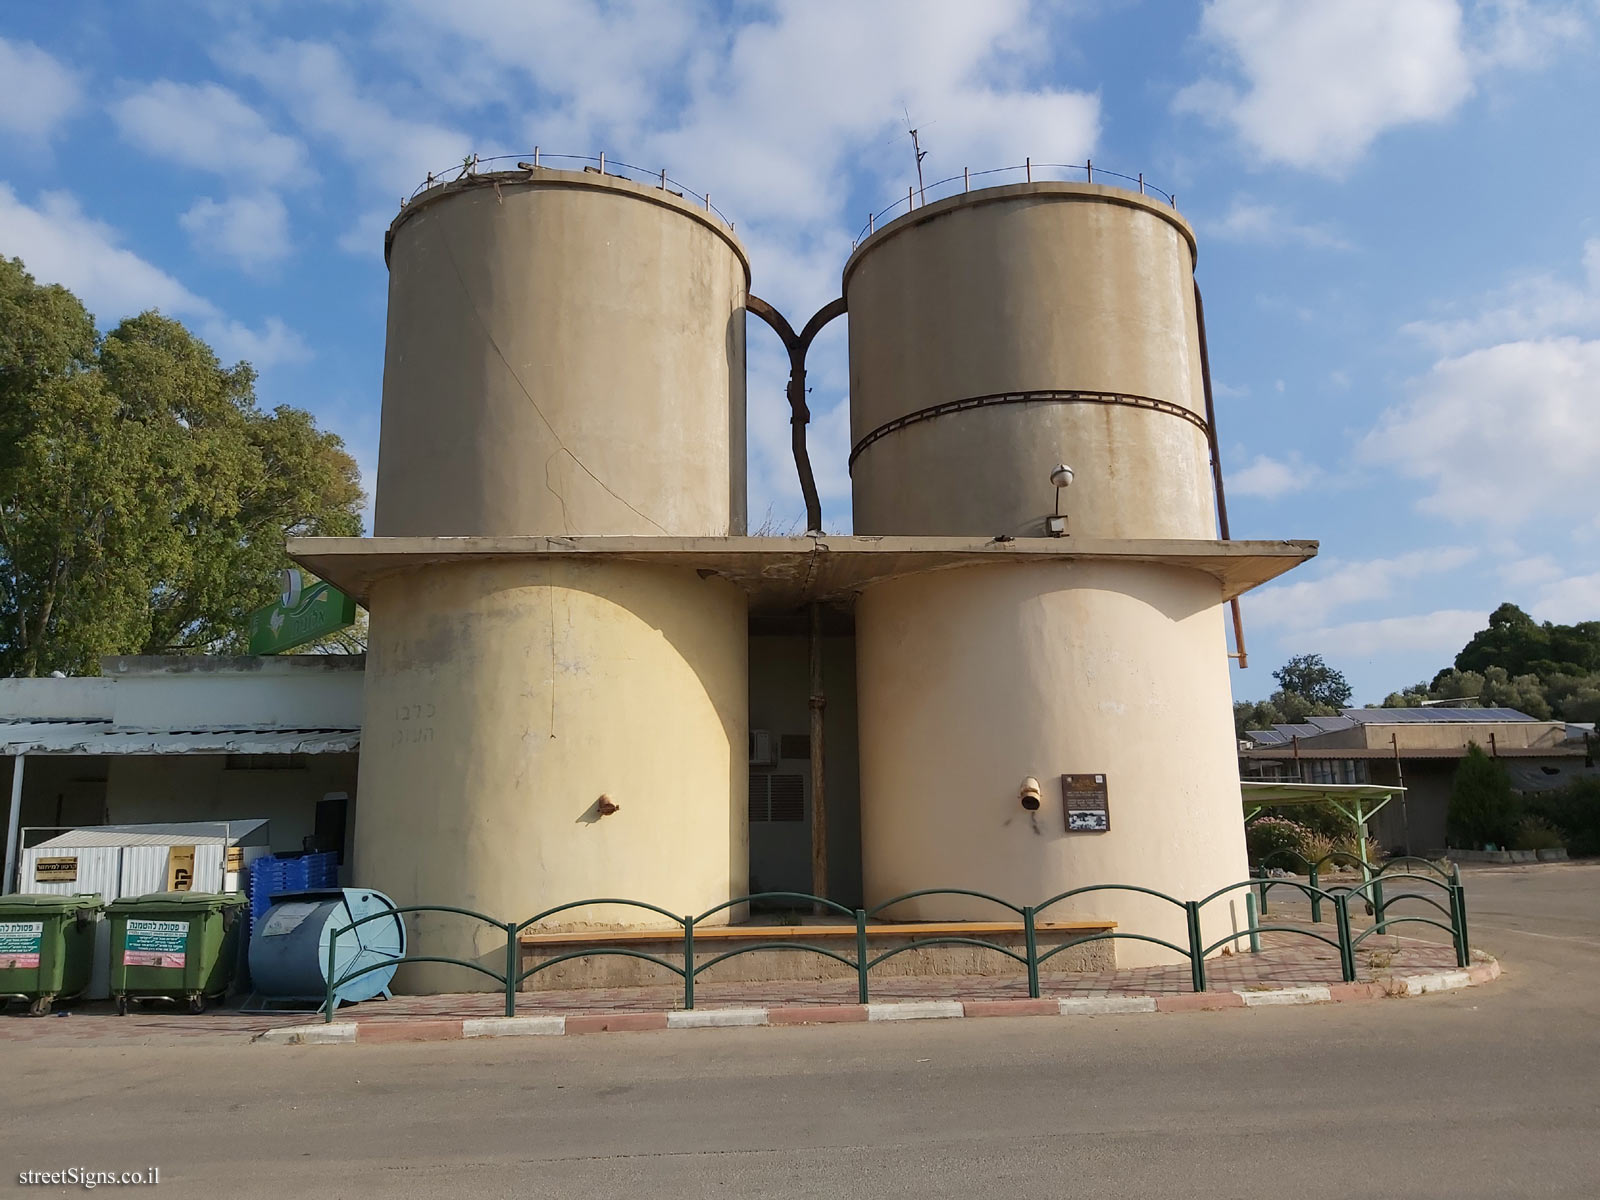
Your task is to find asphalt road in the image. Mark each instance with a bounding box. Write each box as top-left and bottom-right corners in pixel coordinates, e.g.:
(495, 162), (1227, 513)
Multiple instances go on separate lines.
(5, 863), (1598, 1199)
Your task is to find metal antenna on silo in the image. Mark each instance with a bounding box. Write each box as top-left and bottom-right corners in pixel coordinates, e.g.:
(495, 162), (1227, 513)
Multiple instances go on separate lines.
(904, 108), (928, 206)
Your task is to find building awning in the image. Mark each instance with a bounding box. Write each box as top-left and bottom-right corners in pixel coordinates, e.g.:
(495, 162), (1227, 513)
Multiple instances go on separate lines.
(0, 720), (359, 756)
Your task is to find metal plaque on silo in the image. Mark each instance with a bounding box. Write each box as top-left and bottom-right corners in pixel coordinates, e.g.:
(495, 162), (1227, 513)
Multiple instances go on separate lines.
(1062, 774), (1110, 833)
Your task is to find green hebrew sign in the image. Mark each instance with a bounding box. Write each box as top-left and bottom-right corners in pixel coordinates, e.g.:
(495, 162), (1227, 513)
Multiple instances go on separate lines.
(248, 569), (357, 654)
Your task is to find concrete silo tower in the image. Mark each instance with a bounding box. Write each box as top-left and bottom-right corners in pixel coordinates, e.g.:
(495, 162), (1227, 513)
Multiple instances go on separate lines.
(352, 167), (752, 983)
(845, 181), (1249, 962)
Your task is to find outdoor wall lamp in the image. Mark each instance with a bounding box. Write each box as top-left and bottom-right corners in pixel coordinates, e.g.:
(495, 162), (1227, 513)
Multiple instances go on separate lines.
(1020, 777), (1042, 811)
(1048, 464), (1073, 537)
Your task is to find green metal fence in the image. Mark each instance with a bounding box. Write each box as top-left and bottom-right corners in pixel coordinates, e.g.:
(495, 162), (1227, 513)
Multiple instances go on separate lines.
(323, 869), (1473, 1020)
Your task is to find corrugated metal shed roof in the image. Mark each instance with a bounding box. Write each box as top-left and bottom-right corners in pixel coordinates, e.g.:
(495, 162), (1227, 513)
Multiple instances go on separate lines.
(1245, 729), (1290, 746)
(0, 720), (358, 755)
(1340, 707), (1539, 724)
(1240, 745), (1585, 760)
(33, 819), (270, 847)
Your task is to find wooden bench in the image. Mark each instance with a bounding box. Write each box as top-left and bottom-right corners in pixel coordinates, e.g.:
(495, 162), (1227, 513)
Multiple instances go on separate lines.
(515, 919), (1118, 990)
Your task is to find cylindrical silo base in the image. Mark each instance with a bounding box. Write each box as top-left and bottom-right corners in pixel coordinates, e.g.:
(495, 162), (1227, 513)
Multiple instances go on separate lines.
(353, 558), (748, 993)
(856, 560), (1249, 968)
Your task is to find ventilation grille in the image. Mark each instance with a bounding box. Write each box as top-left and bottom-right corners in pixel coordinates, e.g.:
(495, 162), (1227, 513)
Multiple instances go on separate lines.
(748, 772), (806, 823)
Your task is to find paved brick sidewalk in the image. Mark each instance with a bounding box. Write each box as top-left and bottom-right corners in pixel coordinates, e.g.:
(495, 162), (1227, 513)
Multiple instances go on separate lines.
(0, 920), (1486, 1047)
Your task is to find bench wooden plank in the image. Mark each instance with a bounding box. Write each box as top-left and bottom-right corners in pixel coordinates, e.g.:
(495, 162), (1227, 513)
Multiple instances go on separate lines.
(518, 919), (1115, 947)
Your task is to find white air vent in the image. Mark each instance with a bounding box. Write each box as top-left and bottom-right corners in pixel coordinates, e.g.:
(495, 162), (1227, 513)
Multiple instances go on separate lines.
(749, 729), (778, 768)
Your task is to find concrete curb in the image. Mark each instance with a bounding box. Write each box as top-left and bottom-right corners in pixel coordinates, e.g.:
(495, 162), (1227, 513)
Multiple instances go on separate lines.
(253, 957), (1500, 1045)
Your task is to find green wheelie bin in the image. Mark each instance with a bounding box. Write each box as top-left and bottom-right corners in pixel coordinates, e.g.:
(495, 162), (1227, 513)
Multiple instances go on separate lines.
(0, 893), (103, 1016)
(106, 892), (246, 1015)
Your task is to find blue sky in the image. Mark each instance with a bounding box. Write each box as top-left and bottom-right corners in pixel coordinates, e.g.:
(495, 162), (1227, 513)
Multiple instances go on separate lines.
(2, 0), (1598, 705)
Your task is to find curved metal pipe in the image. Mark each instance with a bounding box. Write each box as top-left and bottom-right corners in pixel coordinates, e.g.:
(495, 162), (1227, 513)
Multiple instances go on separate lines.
(1193, 282), (1248, 669)
(746, 294), (846, 535)
(744, 294), (847, 905)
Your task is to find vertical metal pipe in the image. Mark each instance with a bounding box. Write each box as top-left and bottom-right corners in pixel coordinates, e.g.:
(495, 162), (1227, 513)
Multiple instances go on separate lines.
(1085, 157), (1093, 183)
(964, 166), (969, 192)
(1025, 156), (1032, 182)
(683, 915), (696, 1010)
(659, 168), (666, 189)
(1335, 896), (1356, 982)
(3, 753), (24, 894)
(1309, 865), (1321, 924)
(1244, 892), (1260, 954)
(324, 933), (337, 1022)
(855, 909), (870, 1003)
(504, 920), (518, 1017)
(1023, 906), (1040, 998)
(1193, 282), (1247, 668)
(1185, 900), (1206, 992)
(533, 146), (539, 167)
(598, 151), (605, 175)
(809, 603), (828, 908)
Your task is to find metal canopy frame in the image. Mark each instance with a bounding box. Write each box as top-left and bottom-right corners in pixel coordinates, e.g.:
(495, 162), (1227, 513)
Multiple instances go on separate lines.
(1240, 781), (1404, 872)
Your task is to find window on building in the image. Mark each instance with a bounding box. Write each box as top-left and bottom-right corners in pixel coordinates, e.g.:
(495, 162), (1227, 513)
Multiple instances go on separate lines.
(1304, 759), (1368, 785)
(748, 772), (806, 822)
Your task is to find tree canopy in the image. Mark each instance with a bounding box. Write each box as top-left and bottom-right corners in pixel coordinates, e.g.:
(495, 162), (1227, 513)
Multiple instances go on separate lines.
(1233, 653), (1352, 737)
(0, 257), (363, 677)
(1380, 603), (1600, 722)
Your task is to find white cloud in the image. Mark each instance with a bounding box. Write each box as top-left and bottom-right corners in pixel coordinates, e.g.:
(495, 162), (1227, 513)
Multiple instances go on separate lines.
(1207, 198), (1353, 250)
(111, 81), (312, 187)
(336, 208), (393, 259)
(222, 38), (480, 199)
(1175, 0), (1478, 173)
(180, 193), (292, 271)
(0, 38), (81, 141)
(1229, 453), (1319, 499)
(1533, 571), (1600, 624)
(0, 184), (308, 369)
(1403, 238), (1600, 354)
(1362, 336), (1600, 527)
(1176, 2), (1590, 174)
(1249, 546), (1479, 630)
(1472, 0), (1590, 69)
(1302, 609), (1488, 657)
(205, 315), (311, 369)
(1499, 554), (1565, 588)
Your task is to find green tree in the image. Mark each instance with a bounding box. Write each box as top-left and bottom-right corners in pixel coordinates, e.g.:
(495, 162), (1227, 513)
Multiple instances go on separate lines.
(0, 258), (363, 676)
(1273, 653), (1352, 709)
(1447, 742), (1521, 849)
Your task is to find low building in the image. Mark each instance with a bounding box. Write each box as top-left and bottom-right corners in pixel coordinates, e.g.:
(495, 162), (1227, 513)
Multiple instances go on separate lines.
(1239, 707), (1595, 854)
(2, 656), (361, 888)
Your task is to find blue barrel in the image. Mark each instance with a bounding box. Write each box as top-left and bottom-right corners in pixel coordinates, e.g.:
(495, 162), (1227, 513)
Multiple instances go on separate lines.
(248, 888), (405, 1008)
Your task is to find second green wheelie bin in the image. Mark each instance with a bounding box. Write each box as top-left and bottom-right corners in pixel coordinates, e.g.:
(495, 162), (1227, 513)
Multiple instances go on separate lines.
(0, 893), (103, 1016)
(106, 892), (246, 1015)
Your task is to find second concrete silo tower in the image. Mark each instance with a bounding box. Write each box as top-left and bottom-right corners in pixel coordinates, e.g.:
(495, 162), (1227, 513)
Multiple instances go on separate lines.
(846, 182), (1247, 963)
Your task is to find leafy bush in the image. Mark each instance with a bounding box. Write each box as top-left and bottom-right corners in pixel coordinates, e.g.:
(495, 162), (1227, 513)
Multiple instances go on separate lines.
(1513, 818), (1565, 852)
(1448, 743), (1522, 849)
(1525, 778), (1600, 856)
(1247, 817), (1313, 867)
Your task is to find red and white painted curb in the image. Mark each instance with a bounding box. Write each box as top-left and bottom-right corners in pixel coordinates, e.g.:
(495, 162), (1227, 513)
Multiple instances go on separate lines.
(257, 957), (1499, 1045)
